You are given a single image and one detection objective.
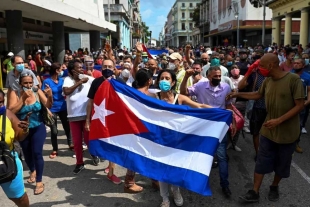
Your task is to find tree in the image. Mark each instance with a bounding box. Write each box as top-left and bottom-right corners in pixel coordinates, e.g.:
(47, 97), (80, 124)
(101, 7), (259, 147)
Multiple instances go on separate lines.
(140, 22), (151, 43)
(192, 4), (200, 27)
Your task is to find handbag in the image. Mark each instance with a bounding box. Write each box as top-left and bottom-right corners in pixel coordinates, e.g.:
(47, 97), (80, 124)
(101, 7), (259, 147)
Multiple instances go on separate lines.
(0, 110), (18, 184)
(230, 104), (245, 131)
(40, 102), (55, 126)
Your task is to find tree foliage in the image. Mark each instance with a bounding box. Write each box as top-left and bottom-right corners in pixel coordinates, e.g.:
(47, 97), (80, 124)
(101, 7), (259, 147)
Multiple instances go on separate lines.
(192, 4), (200, 27)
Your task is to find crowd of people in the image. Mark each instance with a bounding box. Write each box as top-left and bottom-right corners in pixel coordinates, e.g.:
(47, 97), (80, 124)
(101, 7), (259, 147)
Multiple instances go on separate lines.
(0, 41), (309, 207)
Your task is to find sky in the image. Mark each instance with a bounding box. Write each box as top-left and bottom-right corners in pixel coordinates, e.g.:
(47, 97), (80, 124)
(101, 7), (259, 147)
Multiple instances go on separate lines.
(140, 0), (175, 40)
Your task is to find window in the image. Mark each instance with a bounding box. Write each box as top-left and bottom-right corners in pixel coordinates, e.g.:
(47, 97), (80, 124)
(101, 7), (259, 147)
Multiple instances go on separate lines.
(22, 17), (35, 24)
(36, 20), (41, 25)
(182, 13), (185, 18)
(115, 0), (119, 4)
(0, 12), (3, 18)
(182, 23), (185, 30)
(189, 23), (193, 30)
(44, 22), (51, 27)
(189, 3), (193, 7)
(190, 13), (193, 18)
(189, 36), (192, 41)
(182, 3), (185, 7)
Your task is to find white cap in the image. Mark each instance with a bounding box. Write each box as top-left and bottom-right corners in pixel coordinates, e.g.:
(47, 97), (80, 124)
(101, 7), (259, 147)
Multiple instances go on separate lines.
(44, 59), (52, 66)
(207, 50), (212, 55)
(7, 52), (14, 57)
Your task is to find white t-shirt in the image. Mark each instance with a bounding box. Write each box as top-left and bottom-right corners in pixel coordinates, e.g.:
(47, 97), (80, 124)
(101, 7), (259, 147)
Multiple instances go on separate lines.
(62, 76), (94, 119)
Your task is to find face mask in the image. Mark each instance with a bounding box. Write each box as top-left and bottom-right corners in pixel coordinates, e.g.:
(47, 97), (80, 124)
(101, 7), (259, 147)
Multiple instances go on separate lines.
(231, 68), (240, 77)
(121, 69), (130, 78)
(142, 58), (148, 63)
(102, 69), (114, 78)
(132, 55), (136, 59)
(58, 71), (64, 77)
(158, 63), (162, 68)
(159, 80), (171, 92)
(201, 60), (208, 65)
(210, 58), (220, 66)
(305, 59), (309, 65)
(168, 62), (176, 70)
(211, 78), (221, 86)
(23, 87), (32, 92)
(253, 55), (261, 60)
(240, 54), (247, 60)
(193, 71), (200, 76)
(258, 67), (270, 77)
(227, 61), (232, 66)
(16, 64), (24, 73)
(294, 68), (303, 73)
(0, 106), (5, 115)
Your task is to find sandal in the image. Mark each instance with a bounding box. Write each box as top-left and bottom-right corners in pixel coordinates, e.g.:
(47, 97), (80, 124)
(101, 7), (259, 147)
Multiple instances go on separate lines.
(27, 172), (36, 183)
(124, 183), (143, 194)
(34, 183), (45, 195)
(49, 151), (58, 159)
(104, 167), (109, 174)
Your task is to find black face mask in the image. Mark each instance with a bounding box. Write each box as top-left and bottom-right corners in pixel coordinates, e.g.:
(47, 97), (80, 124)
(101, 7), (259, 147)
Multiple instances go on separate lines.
(253, 55), (261, 60)
(201, 60), (208, 65)
(102, 69), (114, 78)
(193, 71), (200, 76)
(211, 78), (221, 86)
(294, 68), (303, 73)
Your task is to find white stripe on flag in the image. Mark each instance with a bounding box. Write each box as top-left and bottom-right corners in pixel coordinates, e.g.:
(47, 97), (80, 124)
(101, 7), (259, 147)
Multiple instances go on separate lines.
(116, 92), (229, 142)
(99, 134), (213, 176)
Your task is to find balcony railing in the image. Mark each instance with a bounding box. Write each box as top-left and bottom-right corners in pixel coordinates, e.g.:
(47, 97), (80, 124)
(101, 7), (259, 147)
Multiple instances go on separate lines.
(180, 6), (187, 10)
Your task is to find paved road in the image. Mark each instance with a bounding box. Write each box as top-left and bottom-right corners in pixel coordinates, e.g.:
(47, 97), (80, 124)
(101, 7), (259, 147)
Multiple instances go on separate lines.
(1, 120), (310, 207)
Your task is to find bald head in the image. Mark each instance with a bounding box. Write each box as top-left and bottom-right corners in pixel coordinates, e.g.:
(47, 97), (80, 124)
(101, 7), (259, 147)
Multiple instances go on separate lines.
(260, 53), (279, 66)
(147, 59), (158, 72)
(201, 53), (209, 59)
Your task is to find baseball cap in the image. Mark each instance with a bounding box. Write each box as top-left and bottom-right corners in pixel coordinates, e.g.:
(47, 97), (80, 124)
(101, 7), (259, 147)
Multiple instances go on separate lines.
(142, 52), (148, 57)
(169, 52), (182, 61)
(7, 52), (14, 57)
(207, 50), (212, 55)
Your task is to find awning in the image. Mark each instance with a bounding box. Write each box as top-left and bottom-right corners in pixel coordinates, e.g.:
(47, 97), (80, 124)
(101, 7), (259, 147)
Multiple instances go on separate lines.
(204, 25), (272, 38)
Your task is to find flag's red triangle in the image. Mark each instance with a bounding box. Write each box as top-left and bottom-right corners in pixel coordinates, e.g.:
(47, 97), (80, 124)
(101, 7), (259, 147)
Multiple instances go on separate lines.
(89, 80), (148, 140)
(142, 44), (153, 59)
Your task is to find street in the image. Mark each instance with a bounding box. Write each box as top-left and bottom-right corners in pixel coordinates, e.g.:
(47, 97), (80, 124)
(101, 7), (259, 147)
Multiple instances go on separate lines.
(1, 120), (310, 207)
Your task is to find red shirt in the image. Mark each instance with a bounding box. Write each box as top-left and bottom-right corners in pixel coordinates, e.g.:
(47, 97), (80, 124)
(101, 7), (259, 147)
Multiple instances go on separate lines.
(84, 69), (102, 78)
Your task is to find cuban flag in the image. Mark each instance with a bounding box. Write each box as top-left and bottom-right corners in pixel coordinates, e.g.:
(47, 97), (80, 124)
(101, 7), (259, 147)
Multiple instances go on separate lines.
(89, 79), (232, 196)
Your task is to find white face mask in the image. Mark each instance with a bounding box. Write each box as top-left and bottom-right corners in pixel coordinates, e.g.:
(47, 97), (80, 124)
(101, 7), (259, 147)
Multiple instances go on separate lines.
(168, 62), (176, 70)
(78, 74), (86, 79)
(121, 69), (130, 78)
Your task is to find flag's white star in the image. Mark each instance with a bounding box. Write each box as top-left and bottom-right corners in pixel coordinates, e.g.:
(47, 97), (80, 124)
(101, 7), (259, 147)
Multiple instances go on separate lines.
(92, 99), (115, 126)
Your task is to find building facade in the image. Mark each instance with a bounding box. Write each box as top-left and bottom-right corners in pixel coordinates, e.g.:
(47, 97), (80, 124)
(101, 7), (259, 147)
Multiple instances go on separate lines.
(165, 0), (202, 47)
(0, 0), (115, 62)
(104, 0), (141, 51)
(207, 0), (276, 47)
(268, 0), (310, 47)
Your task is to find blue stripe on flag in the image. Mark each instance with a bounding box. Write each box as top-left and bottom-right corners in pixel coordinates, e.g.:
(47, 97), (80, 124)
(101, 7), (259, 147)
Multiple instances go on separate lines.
(138, 120), (220, 156)
(89, 140), (212, 196)
(110, 79), (232, 126)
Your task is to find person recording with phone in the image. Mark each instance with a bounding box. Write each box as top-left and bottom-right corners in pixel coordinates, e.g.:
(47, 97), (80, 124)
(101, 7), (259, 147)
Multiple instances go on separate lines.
(7, 65), (53, 195)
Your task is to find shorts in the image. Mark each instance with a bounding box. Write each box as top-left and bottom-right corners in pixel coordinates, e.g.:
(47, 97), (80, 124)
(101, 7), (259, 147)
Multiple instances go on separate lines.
(250, 108), (267, 136)
(0, 151), (26, 199)
(255, 135), (295, 178)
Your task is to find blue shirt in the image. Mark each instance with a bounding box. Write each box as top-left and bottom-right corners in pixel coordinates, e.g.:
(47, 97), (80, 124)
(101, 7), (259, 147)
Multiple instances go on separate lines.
(292, 70), (310, 98)
(42, 78), (67, 112)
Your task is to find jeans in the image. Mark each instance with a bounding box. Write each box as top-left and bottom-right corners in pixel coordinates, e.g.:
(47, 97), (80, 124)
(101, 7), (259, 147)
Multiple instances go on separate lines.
(159, 181), (179, 202)
(19, 123), (46, 182)
(50, 110), (72, 151)
(301, 104), (309, 127)
(69, 120), (89, 165)
(216, 134), (229, 188)
(297, 109), (306, 143)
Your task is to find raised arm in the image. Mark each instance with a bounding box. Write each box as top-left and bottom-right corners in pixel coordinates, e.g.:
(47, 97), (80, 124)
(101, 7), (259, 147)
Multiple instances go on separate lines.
(132, 42), (143, 78)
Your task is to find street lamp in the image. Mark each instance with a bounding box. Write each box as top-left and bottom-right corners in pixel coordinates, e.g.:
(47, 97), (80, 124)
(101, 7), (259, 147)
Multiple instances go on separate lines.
(235, 13), (239, 48)
(185, 26), (189, 44)
(149, 31), (152, 47)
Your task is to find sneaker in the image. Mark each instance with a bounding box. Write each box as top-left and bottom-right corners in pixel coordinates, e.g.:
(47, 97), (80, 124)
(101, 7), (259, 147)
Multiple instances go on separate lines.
(91, 155), (100, 166)
(107, 174), (122, 185)
(302, 127), (307, 134)
(243, 126), (250, 133)
(222, 187), (232, 197)
(295, 144), (303, 153)
(239, 190), (259, 203)
(45, 125), (51, 133)
(82, 144), (88, 151)
(268, 186), (279, 202)
(73, 164), (85, 175)
(160, 201), (170, 207)
(72, 154), (76, 158)
(172, 188), (183, 206)
(234, 145), (242, 152)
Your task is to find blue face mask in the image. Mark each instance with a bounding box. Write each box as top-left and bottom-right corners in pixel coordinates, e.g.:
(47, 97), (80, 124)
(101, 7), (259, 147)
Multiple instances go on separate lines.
(210, 58), (220, 66)
(159, 80), (171, 92)
(305, 59), (309, 65)
(132, 55), (136, 59)
(102, 69), (114, 78)
(16, 64), (24, 73)
(0, 106), (6, 115)
(58, 71), (64, 77)
(142, 58), (148, 63)
(23, 87), (32, 92)
(227, 61), (233, 66)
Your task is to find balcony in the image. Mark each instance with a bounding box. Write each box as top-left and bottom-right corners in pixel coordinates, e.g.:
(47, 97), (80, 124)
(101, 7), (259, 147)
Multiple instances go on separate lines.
(180, 6), (187, 10)
(188, 17), (193, 21)
(103, 4), (130, 19)
(180, 17), (186, 21)
(132, 32), (141, 39)
(188, 6), (195, 10)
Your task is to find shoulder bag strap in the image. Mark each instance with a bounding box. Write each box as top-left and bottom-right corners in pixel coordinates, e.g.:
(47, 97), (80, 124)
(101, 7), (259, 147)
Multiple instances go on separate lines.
(1, 109), (6, 142)
(173, 94), (179, 105)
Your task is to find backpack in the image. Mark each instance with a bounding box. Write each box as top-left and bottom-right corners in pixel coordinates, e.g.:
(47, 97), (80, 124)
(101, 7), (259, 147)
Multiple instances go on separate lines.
(0, 110), (17, 184)
(230, 104), (245, 131)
